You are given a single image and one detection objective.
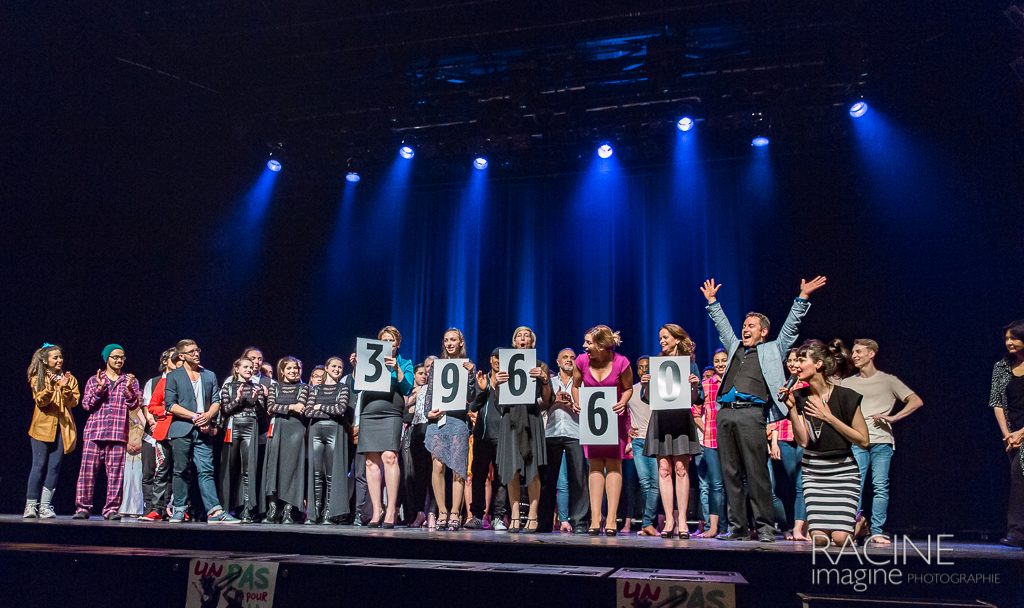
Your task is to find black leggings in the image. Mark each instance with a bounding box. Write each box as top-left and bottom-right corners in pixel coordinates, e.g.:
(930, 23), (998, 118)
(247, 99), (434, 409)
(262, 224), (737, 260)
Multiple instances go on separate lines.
(27, 434), (64, 500)
(309, 420), (338, 515)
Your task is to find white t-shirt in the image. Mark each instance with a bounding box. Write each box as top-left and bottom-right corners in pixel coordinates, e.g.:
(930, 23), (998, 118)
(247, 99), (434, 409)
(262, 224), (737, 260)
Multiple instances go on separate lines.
(840, 371), (915, 446)
(627, 382), (652, 437)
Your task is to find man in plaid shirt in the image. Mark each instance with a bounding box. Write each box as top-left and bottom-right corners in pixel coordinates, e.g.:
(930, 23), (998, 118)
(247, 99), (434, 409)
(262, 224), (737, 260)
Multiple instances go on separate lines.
(74, 344), (140, 520)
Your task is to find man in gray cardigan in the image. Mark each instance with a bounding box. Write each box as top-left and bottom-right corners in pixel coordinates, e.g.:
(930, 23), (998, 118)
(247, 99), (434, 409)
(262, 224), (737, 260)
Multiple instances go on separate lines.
(700, 276), (826, 542)
(164, 338), (238, 524)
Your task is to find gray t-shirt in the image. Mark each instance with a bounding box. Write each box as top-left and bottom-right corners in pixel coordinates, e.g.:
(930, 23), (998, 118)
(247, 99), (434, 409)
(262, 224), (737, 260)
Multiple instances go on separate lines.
(627, 382), (652, 437)
(841, 371), (915, 446)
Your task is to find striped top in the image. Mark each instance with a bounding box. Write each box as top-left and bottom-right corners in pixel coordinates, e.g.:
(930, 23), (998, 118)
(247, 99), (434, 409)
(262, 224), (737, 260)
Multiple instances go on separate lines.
(267, 382), (310, 420)
(304, 381), (351, 421)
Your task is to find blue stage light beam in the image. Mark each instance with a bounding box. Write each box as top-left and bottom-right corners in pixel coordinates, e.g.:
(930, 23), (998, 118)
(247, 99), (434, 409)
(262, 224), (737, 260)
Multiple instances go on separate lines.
(597, 143), (614, 159)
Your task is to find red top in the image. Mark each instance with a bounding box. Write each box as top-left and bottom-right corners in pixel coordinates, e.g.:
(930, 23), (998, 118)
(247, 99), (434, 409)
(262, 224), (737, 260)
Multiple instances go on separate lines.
(147, 378), (172, 441)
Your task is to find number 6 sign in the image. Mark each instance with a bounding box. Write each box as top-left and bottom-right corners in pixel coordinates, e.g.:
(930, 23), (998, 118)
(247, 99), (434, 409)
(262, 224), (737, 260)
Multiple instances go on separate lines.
(498, 349), (536, 405)
(431, 359), (469, 412)
(649, 356), (692, 410)
(355, 338), (392, 392)
(579, 387), (618, 446)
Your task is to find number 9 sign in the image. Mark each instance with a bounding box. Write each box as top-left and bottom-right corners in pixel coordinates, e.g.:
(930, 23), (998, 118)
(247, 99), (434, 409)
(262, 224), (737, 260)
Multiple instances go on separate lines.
(649, 356), (691, 410)
(355, 338), (392, 392)
(431, 359), (469, 412)
(579, 387), (618, 446)
(498, 349), (537, 405)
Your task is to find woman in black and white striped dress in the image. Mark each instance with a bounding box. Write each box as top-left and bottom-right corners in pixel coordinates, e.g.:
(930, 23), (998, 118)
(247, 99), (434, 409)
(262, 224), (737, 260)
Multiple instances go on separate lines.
(783, 340), (869, 547)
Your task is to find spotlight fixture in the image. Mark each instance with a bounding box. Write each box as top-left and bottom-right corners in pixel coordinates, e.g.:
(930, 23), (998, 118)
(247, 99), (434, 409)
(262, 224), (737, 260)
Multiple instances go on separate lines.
(597, 143), (614, 159)
(266, 159), (282, 172)
(751, 136), (770, 148)
(676, 116), (695, 132)
(473, 157), (488, 170)
(849, 101), (869, 118)
(345, 172), (361, 183)
(266, 142), (285, 172)
(399, 145), (415, 160)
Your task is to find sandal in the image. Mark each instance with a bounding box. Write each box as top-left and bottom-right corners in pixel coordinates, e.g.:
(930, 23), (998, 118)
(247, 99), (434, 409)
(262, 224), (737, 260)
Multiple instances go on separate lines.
(435, 512), (449, 531)
(678, 530), (690, 540)
(446, 516), (462, 532)
(660, 522), (677, 539)
(522, 519), (538, 534)
(604, 528), (618, 537)
(508, 518), (522, 533)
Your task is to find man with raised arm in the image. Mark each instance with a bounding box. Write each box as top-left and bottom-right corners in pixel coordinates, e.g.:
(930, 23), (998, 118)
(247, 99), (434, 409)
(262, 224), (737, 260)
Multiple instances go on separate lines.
(700, 276), (827, 542)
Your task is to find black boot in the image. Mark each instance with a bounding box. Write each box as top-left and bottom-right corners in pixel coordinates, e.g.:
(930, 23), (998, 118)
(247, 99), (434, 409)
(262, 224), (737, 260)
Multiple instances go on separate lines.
(239, 507), (253, 524)
(281, 503), (295, 525)
(265, 500), (279, 524)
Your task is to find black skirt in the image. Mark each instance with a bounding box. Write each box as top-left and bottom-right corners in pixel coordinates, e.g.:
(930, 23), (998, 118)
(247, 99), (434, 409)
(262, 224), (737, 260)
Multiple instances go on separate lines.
(645, 408), (700, 457)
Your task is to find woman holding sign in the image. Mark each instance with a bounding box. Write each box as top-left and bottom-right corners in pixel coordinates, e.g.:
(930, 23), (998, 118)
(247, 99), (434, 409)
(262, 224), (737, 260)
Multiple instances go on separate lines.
(783, 340), (869, 547)
(573, 325), (633, 536)
(489, 326), (551, 533)
(351, 326), (415, 528)
(643, 324), (703, 539)
(423, 329), (478, 531)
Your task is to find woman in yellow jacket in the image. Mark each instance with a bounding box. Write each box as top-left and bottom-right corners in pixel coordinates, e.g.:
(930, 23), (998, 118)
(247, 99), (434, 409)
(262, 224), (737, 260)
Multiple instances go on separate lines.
(26, 343), (79, 518)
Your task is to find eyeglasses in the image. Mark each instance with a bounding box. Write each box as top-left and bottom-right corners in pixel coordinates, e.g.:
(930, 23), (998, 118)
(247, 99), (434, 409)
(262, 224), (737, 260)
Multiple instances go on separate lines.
(109, 355), (126, 361)
(181, 349), (201, 356)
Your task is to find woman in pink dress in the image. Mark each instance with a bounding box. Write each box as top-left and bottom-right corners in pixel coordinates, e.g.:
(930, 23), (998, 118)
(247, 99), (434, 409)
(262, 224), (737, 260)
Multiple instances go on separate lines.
(572, 325), (633, 536)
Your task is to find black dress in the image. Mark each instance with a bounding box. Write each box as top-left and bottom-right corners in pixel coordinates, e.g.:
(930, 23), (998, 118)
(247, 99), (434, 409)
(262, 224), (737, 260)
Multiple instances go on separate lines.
(495, 366), (548, 486)
(261, 382), (309, 510)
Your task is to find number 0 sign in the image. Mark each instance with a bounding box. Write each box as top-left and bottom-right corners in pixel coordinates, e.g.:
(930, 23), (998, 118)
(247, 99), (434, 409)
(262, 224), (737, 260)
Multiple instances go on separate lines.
(431, 359), (469, 412)
(355, 338), (393, 392)
(649, 356), (692, 410)
(579, 387), (618, 446)
(498, 349), (537, 406)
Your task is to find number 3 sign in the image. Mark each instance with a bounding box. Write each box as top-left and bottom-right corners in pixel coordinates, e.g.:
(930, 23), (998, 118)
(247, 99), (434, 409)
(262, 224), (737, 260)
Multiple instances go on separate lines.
(579, 387), (618, 446)
(431, 359), (469, 412)
(649, 356), (692, 410)
(355, 338), (392, 392)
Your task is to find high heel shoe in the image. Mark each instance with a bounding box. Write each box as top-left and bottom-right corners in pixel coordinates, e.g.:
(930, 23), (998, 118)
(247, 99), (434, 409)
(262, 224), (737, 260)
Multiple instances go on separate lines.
(382, 511), (397, 529)
(508, 518), (522, 533)
(446, 515), (463, 532)
(604, 528), (618, 537)
(367, 509), (384, 528)
(435, 512), (449, 531)
(660, 523), (677, 539)
(587, 527), (602, 536)
(522, 519), (538, 534)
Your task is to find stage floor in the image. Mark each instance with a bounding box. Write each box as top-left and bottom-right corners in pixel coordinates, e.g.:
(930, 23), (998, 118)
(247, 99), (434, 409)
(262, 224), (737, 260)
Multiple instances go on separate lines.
(1, 515), (1021, 607)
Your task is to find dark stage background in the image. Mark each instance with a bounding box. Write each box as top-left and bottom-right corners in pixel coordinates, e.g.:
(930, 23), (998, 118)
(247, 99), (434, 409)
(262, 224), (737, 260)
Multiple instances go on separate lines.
(3, 2), (1022, 537)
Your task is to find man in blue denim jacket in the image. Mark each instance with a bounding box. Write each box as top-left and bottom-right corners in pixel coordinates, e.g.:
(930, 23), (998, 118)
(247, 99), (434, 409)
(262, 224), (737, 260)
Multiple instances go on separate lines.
(701, 276), (827, 542)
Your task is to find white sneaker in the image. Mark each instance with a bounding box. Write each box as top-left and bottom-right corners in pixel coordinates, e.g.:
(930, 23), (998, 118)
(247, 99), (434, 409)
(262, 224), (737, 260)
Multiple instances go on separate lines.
(492, 518), (507, 532)
(38, 504), (56, 519)
(23, 502), (39, 518)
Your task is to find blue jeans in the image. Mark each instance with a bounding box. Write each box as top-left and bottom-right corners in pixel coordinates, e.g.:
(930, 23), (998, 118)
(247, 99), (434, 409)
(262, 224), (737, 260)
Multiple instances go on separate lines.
(556, 453), (569, 522)
(769, 441), (805, 528)
(852, 443), (893, 535)
(631, 438), (659, 527)
(171, 429), (223, 515)
(696, 446), (726, 532)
